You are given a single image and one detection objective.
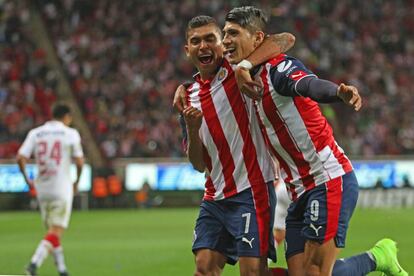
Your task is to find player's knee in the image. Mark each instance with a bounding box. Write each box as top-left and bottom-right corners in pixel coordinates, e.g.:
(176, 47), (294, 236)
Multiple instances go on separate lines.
(274, 229), (286, 246)
(239, 263), (261, 276)
(194, 257), (220, 276)
(48, 226), (64, 238)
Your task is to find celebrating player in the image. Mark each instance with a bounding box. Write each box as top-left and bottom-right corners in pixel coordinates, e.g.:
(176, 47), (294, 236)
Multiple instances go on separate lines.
(17, 104), (84, 276)
(223, 6), (407, 276)
(175, 6), (407, 276)
(180, 15), (297, 276)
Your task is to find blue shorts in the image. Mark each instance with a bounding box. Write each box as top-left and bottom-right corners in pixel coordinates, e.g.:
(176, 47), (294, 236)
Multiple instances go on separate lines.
(285, 171), (359, 259)
(192, 182), (277, 265)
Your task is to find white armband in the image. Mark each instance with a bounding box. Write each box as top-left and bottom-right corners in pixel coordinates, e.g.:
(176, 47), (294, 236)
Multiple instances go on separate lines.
(237, 59), (253, 70)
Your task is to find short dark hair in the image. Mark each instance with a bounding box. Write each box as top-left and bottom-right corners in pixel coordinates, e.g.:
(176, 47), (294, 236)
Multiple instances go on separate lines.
(185, 15), (221, 40)
(225, 6), (268, 33)
(52, 104), (71, 119)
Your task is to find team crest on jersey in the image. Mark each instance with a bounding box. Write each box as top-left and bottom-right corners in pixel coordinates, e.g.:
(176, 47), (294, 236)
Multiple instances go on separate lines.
(277, 60), (292, 72)
(217, 67), (228, 82)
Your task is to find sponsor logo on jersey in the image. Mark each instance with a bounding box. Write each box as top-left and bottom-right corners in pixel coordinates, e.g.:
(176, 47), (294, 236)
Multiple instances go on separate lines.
(285, 65), (298, 77)
(290, 70), (308, 81)
(277, 60), (292, 72)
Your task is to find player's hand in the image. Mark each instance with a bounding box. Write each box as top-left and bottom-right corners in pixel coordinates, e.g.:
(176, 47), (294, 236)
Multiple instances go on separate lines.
(337, 83), (362, 111)
(26, 179), (34, 188)
(173, 84), (188, 112)
(183, 106), (203, 131)
(234, 67), (263, 100)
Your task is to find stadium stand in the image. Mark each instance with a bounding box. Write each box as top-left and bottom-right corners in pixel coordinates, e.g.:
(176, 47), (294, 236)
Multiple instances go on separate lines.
(0, 1), (57, 158)
(2, 0), (413, 159)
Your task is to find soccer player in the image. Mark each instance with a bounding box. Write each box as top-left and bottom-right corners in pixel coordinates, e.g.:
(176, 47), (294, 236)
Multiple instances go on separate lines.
(176, 6), (407, 276)
(181, 15), (295, 276)
(17, 104), (84, 276)
(222, 6), (407, 276)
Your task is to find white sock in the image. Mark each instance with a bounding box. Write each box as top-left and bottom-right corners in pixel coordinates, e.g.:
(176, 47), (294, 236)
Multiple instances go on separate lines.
(31, 240), (52, 267)
(367, 251), (376, 263)
(53, 246), (67, 272)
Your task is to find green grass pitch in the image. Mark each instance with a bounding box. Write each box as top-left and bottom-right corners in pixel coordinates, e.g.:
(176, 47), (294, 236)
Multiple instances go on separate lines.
(0, 208), (412, 275)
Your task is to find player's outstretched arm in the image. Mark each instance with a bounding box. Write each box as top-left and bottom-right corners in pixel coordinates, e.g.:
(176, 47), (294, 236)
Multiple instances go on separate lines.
(16, 154), (34, 187)
(295, 77), (362, 111)
(182, 106), (205, 172)
(235, 33), (295, 100)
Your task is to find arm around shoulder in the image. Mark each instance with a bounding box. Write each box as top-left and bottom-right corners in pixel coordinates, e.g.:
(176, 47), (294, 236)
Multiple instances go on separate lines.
(245, 32), (295, 67)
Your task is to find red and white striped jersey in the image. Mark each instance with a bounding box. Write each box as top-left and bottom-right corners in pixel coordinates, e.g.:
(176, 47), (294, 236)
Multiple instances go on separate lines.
(255, 55), (353, 201)
(186, 59), (275, 201)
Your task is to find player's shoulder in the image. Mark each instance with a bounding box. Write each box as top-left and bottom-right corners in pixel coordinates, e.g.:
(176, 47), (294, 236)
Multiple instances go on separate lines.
(266, 54), (302, 70)
(266, 54), (312, 81)
(28, 123), (47, 136)
(61, 127), (81, 145)
(66, 126), (81, 137)
(49, 122), (80, 139)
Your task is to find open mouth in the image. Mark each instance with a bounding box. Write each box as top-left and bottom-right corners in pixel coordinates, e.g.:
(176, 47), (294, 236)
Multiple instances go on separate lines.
(198, 54), (213, 64)
(224, 47), (236, 56)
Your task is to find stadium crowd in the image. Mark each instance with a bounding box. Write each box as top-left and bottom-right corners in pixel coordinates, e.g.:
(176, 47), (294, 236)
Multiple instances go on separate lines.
(1, 0), (413, 159)
(0, 0), (57, 158)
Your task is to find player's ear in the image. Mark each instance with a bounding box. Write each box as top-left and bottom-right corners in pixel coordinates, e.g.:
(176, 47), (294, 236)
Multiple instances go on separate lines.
(254, 31), (265, 47)
(184, 44), (190, 58)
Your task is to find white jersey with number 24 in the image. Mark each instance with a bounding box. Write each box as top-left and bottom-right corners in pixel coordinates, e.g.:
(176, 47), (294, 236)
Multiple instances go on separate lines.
(18, 121), (83, 200)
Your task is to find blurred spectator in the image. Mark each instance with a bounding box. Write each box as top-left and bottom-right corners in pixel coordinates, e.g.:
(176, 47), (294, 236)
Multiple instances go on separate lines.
(92, 176), (108, 208)
(107, 174), (123, 207)
(135, 181), (152, 208)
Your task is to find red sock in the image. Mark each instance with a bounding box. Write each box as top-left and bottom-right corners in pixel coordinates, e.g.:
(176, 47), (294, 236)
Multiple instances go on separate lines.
(269, 267), (288, 276)
(44, 233), (60, 248)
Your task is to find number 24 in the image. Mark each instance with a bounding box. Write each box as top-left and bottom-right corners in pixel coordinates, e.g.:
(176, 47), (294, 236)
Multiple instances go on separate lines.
(37, 141), (62, 165)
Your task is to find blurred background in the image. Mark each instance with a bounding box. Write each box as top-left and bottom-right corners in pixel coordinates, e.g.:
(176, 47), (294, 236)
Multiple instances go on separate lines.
(0, 0), (413, 275)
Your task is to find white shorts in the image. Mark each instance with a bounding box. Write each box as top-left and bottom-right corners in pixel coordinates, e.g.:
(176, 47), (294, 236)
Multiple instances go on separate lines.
(274, 180), (291, 230)
(38, 198), (73, 229)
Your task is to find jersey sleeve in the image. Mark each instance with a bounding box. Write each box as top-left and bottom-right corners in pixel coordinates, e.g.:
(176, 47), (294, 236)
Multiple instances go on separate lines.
(18, 130), (35, 158)
(268, 57), (317, 97)
(71, 130), (84, 158)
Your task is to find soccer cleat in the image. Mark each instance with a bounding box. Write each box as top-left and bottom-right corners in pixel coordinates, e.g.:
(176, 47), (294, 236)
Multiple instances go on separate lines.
(369, 238), (408, 276)
(25, 263), (37, 276)
(59, 271), (69, 276)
